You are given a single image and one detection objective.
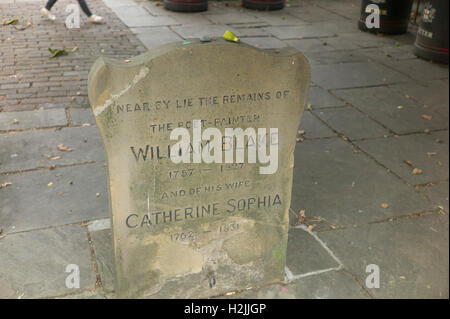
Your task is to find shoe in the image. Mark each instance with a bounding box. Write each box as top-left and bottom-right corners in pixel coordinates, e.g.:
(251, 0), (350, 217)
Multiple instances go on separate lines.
(40, 8), (56, 21)
(88, 15), (105, 24)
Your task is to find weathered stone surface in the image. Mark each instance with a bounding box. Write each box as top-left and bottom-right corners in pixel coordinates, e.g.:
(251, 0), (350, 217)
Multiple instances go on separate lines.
(228, 270), (369, 299)
(312, 62), (409, 89)
(298, 111), (336, 139)
(88, 39), (310, 298)
(355, 132), (449, 185)
(286, 227), (340, 276)
(0, 163), (108, 233)
(69, 108), (96, 126)
(0, 109), (67, 131)
(314, 107), (390, 140)
(89, 227), (115, 292)
(0, 224), (96, 299)
(0, 126), (104, 173)
(290, 138), (434, 227)
(319, 214), (449, 298)
(333, 86), (448, 134)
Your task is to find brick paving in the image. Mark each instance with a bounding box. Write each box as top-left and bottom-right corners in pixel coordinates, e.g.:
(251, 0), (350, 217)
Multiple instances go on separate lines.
(0, 0), (146, 112)
(0, 0), (448, 299)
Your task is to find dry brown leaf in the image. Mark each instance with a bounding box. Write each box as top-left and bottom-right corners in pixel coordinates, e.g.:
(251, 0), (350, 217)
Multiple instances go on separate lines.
(381, 202), (389, 209)
(403, 160), (414, 167)
(49, 165), (55, 170)
(0, 182), (12, 189)
(421, 114), (432, 120)
(57, 144), (72, 152)
(412, 168), (423, 175)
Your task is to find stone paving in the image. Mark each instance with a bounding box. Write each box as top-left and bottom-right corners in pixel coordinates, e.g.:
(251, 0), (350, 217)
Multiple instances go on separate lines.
(0, 0), (448, 299)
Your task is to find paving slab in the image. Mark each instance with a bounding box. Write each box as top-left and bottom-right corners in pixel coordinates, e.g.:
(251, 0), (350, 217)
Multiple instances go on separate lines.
(241, 37), (287, 49)
(311, 62), (410, 89)
(89, 228), (115, 292)
(307, 87), (346, 108)
(319, 213), (449, 298)
(284, 39), (338, 53)
(228, 270), (368, 299)
(332, 86), (448, 134)
(355, 132), (449, 186)
(314, 107), (390, 140)
(304, 50), (369, 65)
(110, 5), (179, 28)
(420, 182), (449, 213)
(390, 80), (449, 119)
(204, 12), (262, 25)
(263, 25), (336, 40)
(286, 227), (339, 276)
(0, 126), (104, 173)
(0, 224), (96, 298)
(69, 108), (96, 126)
(381, 58), (450, 83)
(298, 111), (336, 139)
(250, 12), (308, 26)
(131, 26), (183, 49)
(234, 27), (270, 37)
(0, 163), (108, 233)
(0, 109), (67, 131)
(291, 138), (433, 228)
(171, 24), (239, 39)
(57, 289), (106, 299)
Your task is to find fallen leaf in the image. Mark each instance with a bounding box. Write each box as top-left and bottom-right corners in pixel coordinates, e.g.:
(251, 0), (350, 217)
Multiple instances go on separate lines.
(298, 130), (305, 135)
(412, 168), (423, 175)
(399, 276), (406, 280)
(0, 182), (12, 189)
(57, 144), (72, 152)
(49, 165), (55, 170)
(421, 114), (432, 120)
(306, 225), (315, 232)
(403, 160), (414, 167)
(2, 18), (19, 25)
(47, 182), (53, 187)
(51, 156), (62, 160)
(381, 202), (389, 209)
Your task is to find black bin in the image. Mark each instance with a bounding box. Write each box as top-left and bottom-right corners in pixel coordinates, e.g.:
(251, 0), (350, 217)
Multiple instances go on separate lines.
(163, 0), (208, 12)
(414, 0), (449, 64)
(242, 0), (285, 11)
(358, 0), (414, 34)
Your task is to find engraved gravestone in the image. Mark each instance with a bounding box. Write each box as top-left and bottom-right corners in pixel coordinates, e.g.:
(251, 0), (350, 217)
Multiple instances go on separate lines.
(88, 39), (310, 298)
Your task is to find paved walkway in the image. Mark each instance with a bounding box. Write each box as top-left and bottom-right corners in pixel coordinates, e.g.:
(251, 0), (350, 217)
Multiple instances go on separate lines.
(0, 0), (448, 299)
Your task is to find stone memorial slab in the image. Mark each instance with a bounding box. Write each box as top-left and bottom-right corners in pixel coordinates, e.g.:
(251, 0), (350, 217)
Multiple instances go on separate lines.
(88, 39), (310, 298)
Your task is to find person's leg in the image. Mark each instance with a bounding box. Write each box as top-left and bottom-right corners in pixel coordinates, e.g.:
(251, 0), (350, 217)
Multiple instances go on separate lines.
(45, 0), (58, 11)
(77, 0), (92, 17)
(41, 0), (57, 21)
(77, 0), (105, 24)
